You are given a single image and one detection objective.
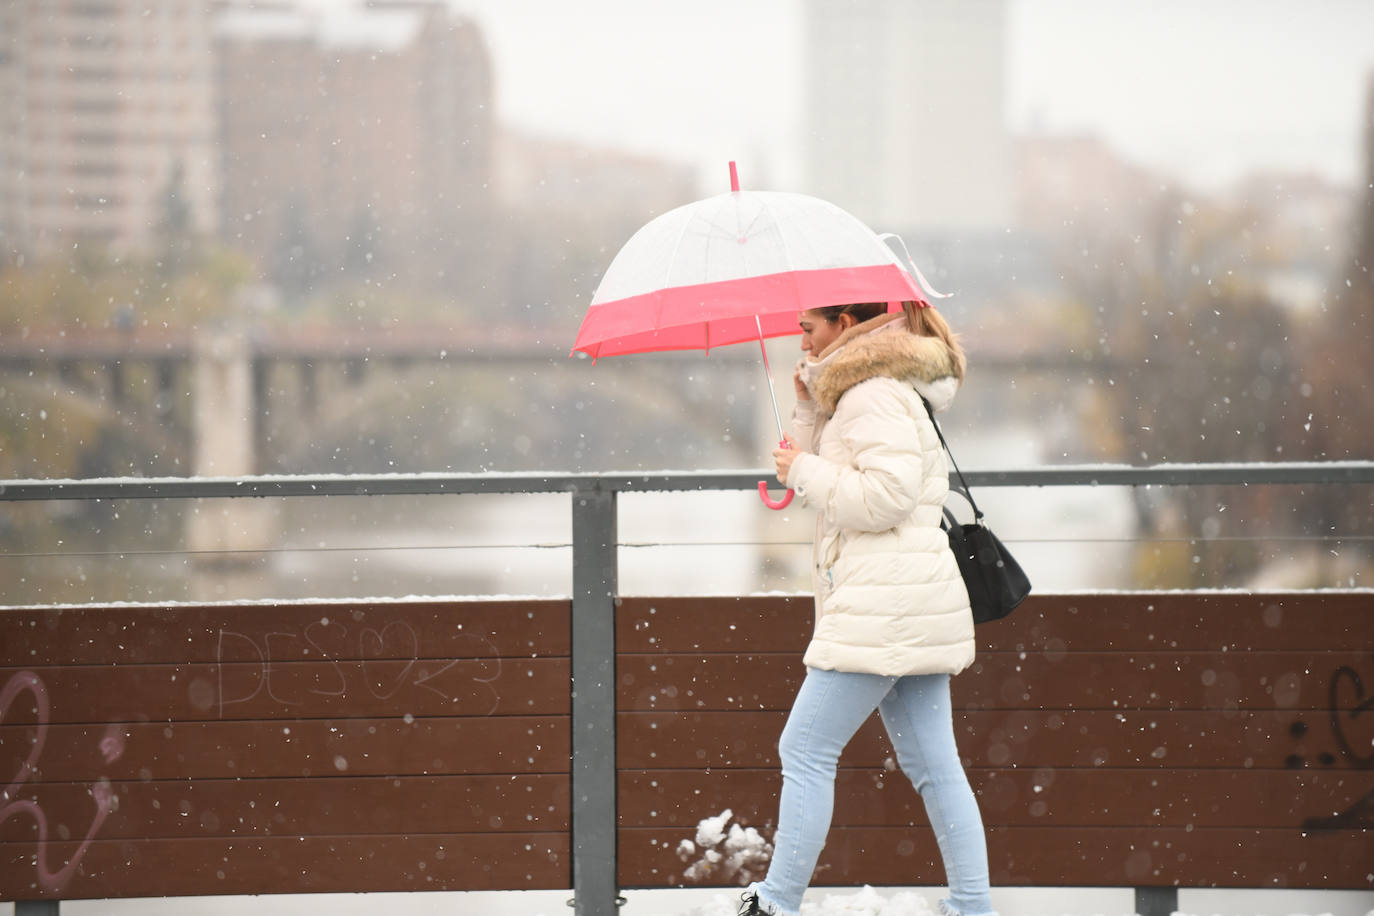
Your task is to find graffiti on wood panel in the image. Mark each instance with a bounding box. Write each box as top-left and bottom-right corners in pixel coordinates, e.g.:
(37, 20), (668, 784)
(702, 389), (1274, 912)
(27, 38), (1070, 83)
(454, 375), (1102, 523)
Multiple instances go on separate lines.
(1, 671), (121, 893)
(215, 616), (503, 717)
(1291, 653), (1374, 830)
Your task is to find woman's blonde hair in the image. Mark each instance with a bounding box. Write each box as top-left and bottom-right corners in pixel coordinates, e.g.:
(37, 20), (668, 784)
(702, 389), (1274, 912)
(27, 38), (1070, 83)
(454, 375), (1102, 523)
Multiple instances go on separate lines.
(813, 301), (966, 382)
(903, 301), (966, 382)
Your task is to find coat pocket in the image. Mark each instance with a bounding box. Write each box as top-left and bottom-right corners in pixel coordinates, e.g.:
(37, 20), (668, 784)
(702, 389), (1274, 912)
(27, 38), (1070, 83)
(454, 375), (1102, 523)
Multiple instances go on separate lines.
(819, 530), (844, 569)
(815, 530), (845, 613)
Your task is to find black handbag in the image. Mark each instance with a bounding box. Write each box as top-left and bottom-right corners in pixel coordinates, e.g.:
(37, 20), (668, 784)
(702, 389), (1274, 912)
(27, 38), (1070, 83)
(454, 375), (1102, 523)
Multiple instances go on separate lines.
(920, 398), (1031, 624)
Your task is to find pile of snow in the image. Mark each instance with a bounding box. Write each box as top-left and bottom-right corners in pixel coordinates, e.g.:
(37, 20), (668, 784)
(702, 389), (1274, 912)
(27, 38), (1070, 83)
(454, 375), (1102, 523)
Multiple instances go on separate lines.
(677, 809), (774, 886)
(670, 813), (937, 914)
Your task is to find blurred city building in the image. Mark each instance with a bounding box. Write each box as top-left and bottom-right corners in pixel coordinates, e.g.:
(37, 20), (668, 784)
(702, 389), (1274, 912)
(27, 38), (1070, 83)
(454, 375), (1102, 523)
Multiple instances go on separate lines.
(494, 130), (698, 232)
(213, 0), (493, 300)
(0, 0), (220, 257)
(802, 0), (1012, 235)
(493, 129), (699, 331)
(1015, 128), (1355, 315)
(1226, 171), (1356, 313)
(1015, 131), (1161, 243)
(801, 0), (1024, 333)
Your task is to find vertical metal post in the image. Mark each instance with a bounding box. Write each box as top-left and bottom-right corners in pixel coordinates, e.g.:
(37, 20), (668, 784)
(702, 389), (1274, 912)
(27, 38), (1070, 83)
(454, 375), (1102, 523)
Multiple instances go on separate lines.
(15, 902), (60, 916)
(571, 484), (619, 916)
(1135, 886), (1178, 916)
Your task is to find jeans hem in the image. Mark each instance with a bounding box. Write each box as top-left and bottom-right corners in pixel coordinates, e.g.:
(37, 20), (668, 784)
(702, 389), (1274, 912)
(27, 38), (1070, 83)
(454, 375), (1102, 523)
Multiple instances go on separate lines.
(939, 896), (998, 916)
(747, 882), (799, 916)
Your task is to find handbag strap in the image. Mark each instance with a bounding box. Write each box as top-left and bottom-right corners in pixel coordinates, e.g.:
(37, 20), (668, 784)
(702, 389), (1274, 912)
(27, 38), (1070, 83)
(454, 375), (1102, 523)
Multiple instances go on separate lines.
(919, 395), (984, 523)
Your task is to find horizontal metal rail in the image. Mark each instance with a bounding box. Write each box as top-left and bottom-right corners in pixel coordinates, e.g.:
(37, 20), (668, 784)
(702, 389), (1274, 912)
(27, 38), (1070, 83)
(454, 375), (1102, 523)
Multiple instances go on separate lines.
(2, 461), (1373, 501)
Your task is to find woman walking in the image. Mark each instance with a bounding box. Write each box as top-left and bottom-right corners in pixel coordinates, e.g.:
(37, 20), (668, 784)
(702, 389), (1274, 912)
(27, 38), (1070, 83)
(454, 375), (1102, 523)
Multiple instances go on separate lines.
(739, 300), (995, 916)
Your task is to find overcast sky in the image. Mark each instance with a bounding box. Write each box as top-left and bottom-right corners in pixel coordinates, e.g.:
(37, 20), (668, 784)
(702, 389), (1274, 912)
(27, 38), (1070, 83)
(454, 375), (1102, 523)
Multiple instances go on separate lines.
(420, 0), (1374, 192)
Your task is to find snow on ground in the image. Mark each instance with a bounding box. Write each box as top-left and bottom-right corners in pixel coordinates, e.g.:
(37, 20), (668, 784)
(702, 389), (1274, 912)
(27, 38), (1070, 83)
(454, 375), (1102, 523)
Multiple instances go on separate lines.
(647, 888), (1374, 916)
(8, 887), (1371, 916)
(664, 884), (940, 915)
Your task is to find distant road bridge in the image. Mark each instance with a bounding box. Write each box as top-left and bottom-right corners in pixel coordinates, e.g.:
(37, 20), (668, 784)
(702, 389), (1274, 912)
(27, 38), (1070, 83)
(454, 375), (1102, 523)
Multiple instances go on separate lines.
(0, 323), (1131, 379)
(0, 323), (783, 474)
(0, 321), (1136, 470)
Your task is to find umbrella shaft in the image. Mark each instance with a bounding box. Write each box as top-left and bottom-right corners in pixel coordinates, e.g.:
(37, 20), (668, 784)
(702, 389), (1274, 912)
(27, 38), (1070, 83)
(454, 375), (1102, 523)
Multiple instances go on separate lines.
(755, 316), (786, 442)
(764, 370), (785, 442)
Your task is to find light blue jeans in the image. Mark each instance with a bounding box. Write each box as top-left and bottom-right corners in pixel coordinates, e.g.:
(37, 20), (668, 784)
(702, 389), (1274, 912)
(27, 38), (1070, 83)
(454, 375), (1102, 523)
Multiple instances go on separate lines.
(751, 669), (995, 916)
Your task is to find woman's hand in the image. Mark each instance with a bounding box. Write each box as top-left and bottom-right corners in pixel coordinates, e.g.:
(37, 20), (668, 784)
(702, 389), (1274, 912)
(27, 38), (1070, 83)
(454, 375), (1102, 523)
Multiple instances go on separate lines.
(793, 368), (810, 401)
(772, 434), (801, 485)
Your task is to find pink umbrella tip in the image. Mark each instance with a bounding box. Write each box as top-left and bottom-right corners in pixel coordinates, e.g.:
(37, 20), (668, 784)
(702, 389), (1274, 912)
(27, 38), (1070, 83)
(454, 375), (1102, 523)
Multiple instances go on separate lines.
(729, 161), (740, 192)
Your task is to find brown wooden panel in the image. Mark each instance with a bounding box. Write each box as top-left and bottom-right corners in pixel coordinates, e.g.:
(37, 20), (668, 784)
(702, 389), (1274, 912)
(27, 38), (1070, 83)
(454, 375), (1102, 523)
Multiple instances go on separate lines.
(0, 598), (576, 899)
(1, 591), (1365, 898)
(620, 825), (1374, 889)
(617, 768), (1373, 831)
(617, 651), (1364, 712)
(616, 594), (1373, 653)
(617, 597), (810, 654)
(617, 709), (1344, 771)
(0, 774), (569, 842)
(953, 650), (1368, 712)
(0, 832), (568, 899)
(618, 654), (802, 712)
(0, 657), (569, 723)
(612, 591), (1374, 893)
(0, 599), (571, 666)
(0, 716), (569, 782)
(983, 593), (1374, 652)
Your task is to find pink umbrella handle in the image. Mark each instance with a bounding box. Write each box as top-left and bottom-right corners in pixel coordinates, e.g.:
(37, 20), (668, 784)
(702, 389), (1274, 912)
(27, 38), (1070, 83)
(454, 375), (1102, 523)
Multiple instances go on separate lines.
(758, 480), (794, 510)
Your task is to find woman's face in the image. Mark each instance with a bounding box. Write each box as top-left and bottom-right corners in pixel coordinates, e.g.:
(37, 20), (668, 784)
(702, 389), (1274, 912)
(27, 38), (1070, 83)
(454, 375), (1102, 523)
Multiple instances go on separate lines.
(798, 310), (850, 356)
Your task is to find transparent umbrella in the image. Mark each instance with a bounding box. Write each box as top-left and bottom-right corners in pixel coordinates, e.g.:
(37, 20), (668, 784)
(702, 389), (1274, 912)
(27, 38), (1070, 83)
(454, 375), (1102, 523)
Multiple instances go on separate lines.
(572, 162), (944, 508)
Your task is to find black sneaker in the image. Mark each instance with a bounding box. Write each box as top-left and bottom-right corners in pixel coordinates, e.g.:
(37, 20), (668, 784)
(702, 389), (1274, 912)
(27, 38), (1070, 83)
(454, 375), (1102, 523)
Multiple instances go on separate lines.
(736, 891), (774, 915)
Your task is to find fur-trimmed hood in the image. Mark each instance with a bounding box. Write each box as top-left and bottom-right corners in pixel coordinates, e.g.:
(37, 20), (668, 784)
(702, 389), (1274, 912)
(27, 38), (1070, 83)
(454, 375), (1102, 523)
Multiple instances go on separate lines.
(798, 312), (961, 415)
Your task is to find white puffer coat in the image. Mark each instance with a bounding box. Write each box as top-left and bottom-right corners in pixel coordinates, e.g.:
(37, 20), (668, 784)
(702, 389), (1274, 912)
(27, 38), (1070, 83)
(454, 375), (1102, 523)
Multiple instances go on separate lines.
(785, 312), (974, 676)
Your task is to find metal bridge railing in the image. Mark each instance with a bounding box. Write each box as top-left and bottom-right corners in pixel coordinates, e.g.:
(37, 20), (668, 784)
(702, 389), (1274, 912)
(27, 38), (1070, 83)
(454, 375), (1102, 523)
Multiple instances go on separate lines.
(4, 460), (1374, 502)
